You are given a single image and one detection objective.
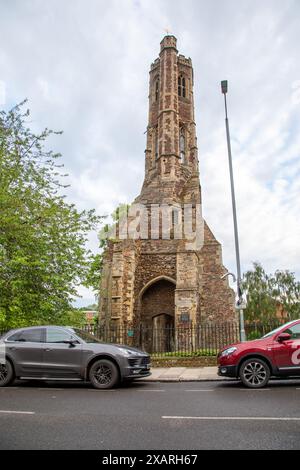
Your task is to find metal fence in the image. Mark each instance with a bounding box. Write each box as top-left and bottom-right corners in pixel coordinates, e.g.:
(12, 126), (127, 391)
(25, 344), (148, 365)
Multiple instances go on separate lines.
(0, 320), (288, 357)
(81, 320), (286, 357)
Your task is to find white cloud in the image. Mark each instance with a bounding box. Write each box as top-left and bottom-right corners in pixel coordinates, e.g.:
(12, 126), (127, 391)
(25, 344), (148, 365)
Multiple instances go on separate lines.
(36, 77), (51, 101)
(1, 0), (299, 305)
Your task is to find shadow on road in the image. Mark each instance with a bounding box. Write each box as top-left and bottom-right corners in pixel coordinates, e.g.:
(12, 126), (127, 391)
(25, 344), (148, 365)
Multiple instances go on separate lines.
(11, 379), (152, 390)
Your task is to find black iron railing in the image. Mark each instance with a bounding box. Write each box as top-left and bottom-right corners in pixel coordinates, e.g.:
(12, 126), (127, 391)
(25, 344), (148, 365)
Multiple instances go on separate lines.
(80, 320), (285, 357)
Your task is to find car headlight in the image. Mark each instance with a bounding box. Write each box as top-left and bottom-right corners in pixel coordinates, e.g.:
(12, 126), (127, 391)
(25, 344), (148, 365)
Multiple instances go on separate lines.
(117, 347), (143, 357)
(220, 346), (237, 358)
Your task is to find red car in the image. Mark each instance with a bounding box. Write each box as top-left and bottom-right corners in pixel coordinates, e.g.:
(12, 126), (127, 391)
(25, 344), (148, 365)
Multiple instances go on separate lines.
(218, 319), (300, 388)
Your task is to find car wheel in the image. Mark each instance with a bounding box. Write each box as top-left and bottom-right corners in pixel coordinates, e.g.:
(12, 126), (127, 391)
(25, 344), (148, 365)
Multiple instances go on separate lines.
(240, 358), (270, 388)
(0, 360), (14, 387)
(89, 359), (119, 389)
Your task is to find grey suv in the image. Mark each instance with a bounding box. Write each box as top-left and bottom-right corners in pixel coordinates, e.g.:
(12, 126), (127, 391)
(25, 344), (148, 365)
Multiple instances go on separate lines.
(0, 326), (151, 389)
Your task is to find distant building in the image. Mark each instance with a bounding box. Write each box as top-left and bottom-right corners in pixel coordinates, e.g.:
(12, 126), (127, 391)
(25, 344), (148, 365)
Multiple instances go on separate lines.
(82, 310), (98, 324)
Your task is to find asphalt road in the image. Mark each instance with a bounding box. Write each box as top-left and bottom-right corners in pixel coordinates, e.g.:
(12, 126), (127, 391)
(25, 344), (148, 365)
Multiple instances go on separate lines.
(0, 379), (300, 450)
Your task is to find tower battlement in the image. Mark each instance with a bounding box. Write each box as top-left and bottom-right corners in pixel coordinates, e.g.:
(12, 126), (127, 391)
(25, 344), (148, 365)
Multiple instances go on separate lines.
(160, 35), (178, 52)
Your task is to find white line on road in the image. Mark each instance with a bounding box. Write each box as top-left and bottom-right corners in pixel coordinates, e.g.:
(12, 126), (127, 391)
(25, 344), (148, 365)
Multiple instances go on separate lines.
(162, 416), (300, 421)
(237, 389), (271, 391)
(37, 388), (66, 391)
(185, 389), (215, 392)
(137, 389), (166, 392)
(0, 410), (35, 415)
(87, 389), (117, 392)
(0, 387), (21, 390)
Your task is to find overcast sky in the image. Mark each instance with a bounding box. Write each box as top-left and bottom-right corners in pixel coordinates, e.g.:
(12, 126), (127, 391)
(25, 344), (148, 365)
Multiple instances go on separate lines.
(1, 0), (300, 306)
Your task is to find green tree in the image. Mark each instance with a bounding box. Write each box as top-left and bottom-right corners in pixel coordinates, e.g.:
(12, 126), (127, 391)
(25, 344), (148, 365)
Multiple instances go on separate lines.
(0, 101), (101, 328)
(242, 262), (300, 321)
(271, 270), (300, 320)
(84, 253), (103, 295)
(78, 303), (98, 311)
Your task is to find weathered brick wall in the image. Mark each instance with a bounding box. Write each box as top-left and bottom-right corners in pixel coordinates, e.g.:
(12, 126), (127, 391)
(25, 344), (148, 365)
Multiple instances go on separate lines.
(199, 223), (236, 321)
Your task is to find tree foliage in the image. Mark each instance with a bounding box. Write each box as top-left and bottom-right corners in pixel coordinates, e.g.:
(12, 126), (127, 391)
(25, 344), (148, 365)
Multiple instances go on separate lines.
(0, 101), (101, 328)
(242, 262), (300, 321)
(83, 253), (103, 295)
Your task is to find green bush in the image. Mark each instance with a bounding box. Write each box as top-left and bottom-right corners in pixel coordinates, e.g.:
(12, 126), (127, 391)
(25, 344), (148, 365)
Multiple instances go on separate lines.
(246, 331), (262, 341)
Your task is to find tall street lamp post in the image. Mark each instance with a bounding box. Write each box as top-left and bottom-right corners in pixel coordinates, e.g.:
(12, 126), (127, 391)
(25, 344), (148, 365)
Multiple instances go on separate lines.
(221, 80), (246, 342)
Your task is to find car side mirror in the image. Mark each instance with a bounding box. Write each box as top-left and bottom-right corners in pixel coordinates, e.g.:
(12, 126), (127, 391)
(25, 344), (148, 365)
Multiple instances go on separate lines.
(63, 339), (78, 347)
(277, 332), (292, 342)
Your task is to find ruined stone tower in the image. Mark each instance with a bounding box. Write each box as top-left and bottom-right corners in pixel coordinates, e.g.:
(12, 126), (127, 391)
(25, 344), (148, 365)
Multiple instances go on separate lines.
(99, 36), (236, 339)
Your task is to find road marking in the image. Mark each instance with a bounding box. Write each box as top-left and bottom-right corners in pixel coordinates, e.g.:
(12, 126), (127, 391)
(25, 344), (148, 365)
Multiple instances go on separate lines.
(88, 388), (117, 391)
(185, 389), (214, 392)
(237, 388), (271, 391)
(162, 416), (300, 421)
(0, 410), (35, 415)
(137, 389), (166, 392)
(35, 388), (117, 392)
(37, 388), (65, 391)
(0, 387), (21, 390)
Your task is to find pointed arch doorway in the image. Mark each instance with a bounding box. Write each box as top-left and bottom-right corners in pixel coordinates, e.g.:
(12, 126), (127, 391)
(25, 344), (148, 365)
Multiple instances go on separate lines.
(139, 276), (175, 353)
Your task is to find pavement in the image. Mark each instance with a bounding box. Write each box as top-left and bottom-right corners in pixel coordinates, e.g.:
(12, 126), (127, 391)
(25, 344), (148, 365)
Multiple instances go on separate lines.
(143, 366), (225, 381)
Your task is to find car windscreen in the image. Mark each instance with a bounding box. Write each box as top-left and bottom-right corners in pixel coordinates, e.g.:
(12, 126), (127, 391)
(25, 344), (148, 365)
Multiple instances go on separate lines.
(73, 328), (103, 344)
(262, 320), (298, 339)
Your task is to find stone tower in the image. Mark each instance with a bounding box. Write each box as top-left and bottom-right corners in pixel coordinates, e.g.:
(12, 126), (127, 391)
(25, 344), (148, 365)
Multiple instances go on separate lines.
(99, 36), (236, 339)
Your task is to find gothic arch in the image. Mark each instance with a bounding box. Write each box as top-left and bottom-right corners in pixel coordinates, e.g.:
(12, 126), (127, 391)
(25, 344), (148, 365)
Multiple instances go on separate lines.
(139, 276), (176, 352)
(138, 275), (176, 301)
(139, 276), (176, 329)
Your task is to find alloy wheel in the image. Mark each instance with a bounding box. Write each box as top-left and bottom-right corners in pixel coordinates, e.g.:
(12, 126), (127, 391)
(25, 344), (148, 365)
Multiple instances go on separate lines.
(243, 361), (267, 386)
(93, 364), (113, 386)
(0, 364), (8, 382)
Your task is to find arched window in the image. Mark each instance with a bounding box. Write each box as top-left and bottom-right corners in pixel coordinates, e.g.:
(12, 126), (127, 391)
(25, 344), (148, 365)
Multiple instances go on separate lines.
(178, 75), (186, 98)
(179, 128), (185, 164)
(155, 77), (160, 102)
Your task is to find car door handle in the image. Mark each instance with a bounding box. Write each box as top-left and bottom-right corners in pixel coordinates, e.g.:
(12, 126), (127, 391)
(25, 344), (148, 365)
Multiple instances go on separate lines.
(8, 347), (16, 350)
(44, 348), (51, 352)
